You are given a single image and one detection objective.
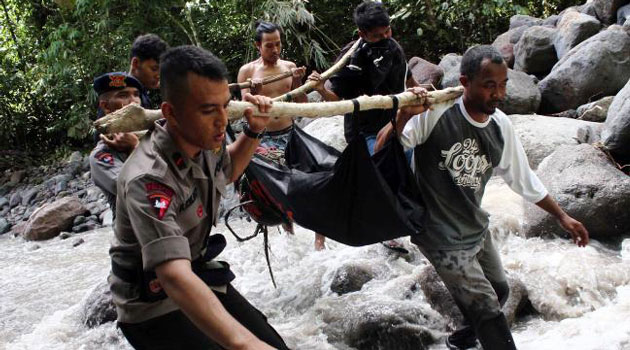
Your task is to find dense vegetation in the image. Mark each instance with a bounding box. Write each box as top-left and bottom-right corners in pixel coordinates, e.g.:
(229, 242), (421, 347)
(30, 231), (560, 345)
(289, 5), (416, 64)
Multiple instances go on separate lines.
(0, 0), (582, 154)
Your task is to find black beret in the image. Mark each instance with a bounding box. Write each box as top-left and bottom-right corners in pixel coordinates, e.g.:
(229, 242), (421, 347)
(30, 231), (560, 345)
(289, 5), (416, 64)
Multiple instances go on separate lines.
(93, 72), (143, 96)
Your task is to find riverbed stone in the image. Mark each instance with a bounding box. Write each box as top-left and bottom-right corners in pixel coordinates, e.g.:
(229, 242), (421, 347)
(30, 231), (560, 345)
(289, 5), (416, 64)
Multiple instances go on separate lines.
(409, 57), (444, 87)
(509, 14), (543, 29)
(554, 9), (601, 59)
(577, 96), (615, 122)
(330, 263), (376, 295)
(500, 70), (541, 115)
(539, 26), (630, 113)
(438, 53), (462, 88)
(21, 187), (39, 206)
(9, 192), (21, 208)
(81, 281), (117, 327)
(9, 170), (26, 185)
(22, 196), (88, 241)
(602, 78), (630, 158)
(524, 144), (630, 241)
(0, 196), (8, 208)
(514, 26), (558, 76)
(0, 218), (11, 235)
(508, 114), (599, 169)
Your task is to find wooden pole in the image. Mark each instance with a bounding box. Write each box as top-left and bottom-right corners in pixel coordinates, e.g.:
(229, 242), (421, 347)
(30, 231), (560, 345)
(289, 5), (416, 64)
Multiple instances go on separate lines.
(272, 39), (363, 102)
(93, 86), (463, 134)
(228, 69), (297, 90)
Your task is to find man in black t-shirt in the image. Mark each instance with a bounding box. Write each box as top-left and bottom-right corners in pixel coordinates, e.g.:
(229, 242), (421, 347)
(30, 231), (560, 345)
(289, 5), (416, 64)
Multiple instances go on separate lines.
(308, 1), (419, 150)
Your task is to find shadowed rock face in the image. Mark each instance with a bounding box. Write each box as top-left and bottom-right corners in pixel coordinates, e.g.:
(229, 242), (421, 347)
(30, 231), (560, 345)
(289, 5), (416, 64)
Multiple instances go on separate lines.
(554, 9), (601, 59)
(513, 26), (558, 77)
(500, 70), (541, 115)
(524, 144), (630, 241)
(602, 79), (630, 158)
(80, 280), (117, 328)
(539, 26), (630, 114)
(591, 0), (630, 24)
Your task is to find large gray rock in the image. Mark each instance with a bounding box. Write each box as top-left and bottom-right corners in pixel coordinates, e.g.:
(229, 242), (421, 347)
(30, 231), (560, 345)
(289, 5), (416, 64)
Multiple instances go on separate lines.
(21, 187), (39, 206)
(80, 280), (117, 328)
(619, 3), (630, 24)
(408, 57), (444, 87)
(514, 26), (558, 76)
(539, 26), (630, 114)
(576, 123), (604, 144)
(543, 15), (561, 27)
(577, 96), (615, 122)
(508, 114), (600, 169)
(509, 14), (543, 29)
(9, 192), (21, 208)
(321, 297), (444, 350)
(591, 0), (630, 24)
(602, 78), (630, 157)
(438, 53), (462, 89)
(22, 196), (88, 241)
(554, 9), (601, 59)
(524, 144), (630, 241)
(500, 70), (541, 115)
(492, 27), (529, 68)
(330, 263), (376, 295)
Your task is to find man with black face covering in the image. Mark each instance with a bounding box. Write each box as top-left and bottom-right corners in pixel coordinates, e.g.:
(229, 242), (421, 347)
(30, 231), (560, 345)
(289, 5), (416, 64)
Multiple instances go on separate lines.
(308, 1), (419, 149)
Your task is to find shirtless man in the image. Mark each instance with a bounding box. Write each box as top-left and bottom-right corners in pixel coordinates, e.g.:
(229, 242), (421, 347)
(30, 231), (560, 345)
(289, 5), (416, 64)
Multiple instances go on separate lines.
(237, 21), (327, 250)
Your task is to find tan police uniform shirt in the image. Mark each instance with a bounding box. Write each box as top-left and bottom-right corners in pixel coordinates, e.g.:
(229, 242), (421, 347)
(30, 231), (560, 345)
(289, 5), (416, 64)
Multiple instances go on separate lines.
(89, 140), (129, 212)
(109, 119), (232, 324)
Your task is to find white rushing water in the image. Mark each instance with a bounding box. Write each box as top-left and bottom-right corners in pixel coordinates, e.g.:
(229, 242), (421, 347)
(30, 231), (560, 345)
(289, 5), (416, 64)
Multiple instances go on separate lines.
(1, 178), (629, 350)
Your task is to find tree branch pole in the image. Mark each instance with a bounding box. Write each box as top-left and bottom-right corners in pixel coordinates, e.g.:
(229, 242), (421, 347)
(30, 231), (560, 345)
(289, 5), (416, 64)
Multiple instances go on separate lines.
(272, 39), (363, 102)
(93, 86), (464, 134)
(227, 70), (296, 90)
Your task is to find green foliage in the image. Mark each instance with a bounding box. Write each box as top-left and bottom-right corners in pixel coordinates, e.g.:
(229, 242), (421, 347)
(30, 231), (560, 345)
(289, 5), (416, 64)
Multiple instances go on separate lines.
(0, 0), (585, 153)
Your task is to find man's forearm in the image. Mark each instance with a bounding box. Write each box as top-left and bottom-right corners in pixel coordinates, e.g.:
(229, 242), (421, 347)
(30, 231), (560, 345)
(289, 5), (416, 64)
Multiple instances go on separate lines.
(156, 260), (259, 349)
(316, 88), (340, 102)
(227, 132), (261, 183)
(535, 195), (567, 219)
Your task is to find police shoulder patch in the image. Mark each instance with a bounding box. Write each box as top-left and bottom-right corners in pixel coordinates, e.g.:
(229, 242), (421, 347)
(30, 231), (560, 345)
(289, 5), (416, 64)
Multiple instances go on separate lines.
(145, 182), (175, 220)
(95, 151), (114, 165)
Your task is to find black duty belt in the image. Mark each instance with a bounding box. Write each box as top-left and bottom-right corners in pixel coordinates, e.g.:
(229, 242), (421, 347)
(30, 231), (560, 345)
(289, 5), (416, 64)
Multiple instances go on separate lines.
(111, 234), (235, 302)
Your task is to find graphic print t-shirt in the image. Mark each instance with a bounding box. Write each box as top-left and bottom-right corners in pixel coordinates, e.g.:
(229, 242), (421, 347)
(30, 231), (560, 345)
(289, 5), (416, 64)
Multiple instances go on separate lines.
(400, 98), (547, 250)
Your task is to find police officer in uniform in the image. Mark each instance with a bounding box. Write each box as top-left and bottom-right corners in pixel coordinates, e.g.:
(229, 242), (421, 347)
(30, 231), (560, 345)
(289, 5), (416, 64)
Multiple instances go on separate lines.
(89, 72), (143, 213)
(110, 45), (287, 350)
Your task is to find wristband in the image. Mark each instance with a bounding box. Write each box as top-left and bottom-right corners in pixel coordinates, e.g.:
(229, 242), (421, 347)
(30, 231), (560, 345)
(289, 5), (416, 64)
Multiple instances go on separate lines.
(243, 124), (265, 139)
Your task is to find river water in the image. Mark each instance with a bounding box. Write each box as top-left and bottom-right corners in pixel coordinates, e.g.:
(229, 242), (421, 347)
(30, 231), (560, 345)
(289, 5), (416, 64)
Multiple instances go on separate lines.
(1, 178), (629, 349)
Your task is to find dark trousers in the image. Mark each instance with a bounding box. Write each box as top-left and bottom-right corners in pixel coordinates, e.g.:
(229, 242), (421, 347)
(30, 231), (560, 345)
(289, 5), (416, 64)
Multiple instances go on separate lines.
(118, 284), (289, 350)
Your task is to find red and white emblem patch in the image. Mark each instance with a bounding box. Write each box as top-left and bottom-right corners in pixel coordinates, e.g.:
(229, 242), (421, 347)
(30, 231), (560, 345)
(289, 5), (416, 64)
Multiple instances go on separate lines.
(145, 182), (175, 220)
(95, 151), (114, 165)
(109, 74), (126, 88)
(196, 204), (203, 218)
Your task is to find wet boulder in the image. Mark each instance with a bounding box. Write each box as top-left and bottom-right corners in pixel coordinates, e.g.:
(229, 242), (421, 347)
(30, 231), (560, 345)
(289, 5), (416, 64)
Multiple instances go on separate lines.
(602, 78), (630, 158)
(554, 9), (601, 59)
(577, 96), (615, 122)
(408, 57), (444, 87)
(438, 54), (462, 89)
(321, 296), (444, 350)
(80, 280), (117, 328)
(539, 26), (630, 113)
(304, 115), (346, 152)
(508, 114), (599, 169)
(22, 196), (88, 241)
(524, 144), (630, 241)
(509, 14), (543, 30)
(513, 26), (558, 76)
(500, 70), (541, 115)
(330, 263), (376, 295)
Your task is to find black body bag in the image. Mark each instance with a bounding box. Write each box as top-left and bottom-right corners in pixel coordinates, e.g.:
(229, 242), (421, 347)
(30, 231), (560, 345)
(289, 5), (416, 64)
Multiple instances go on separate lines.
(235, 98), (425, 246)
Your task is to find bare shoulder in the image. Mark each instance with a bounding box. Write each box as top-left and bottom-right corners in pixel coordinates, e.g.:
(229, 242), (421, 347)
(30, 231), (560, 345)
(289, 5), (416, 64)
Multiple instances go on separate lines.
(278, 59), (297, 69)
